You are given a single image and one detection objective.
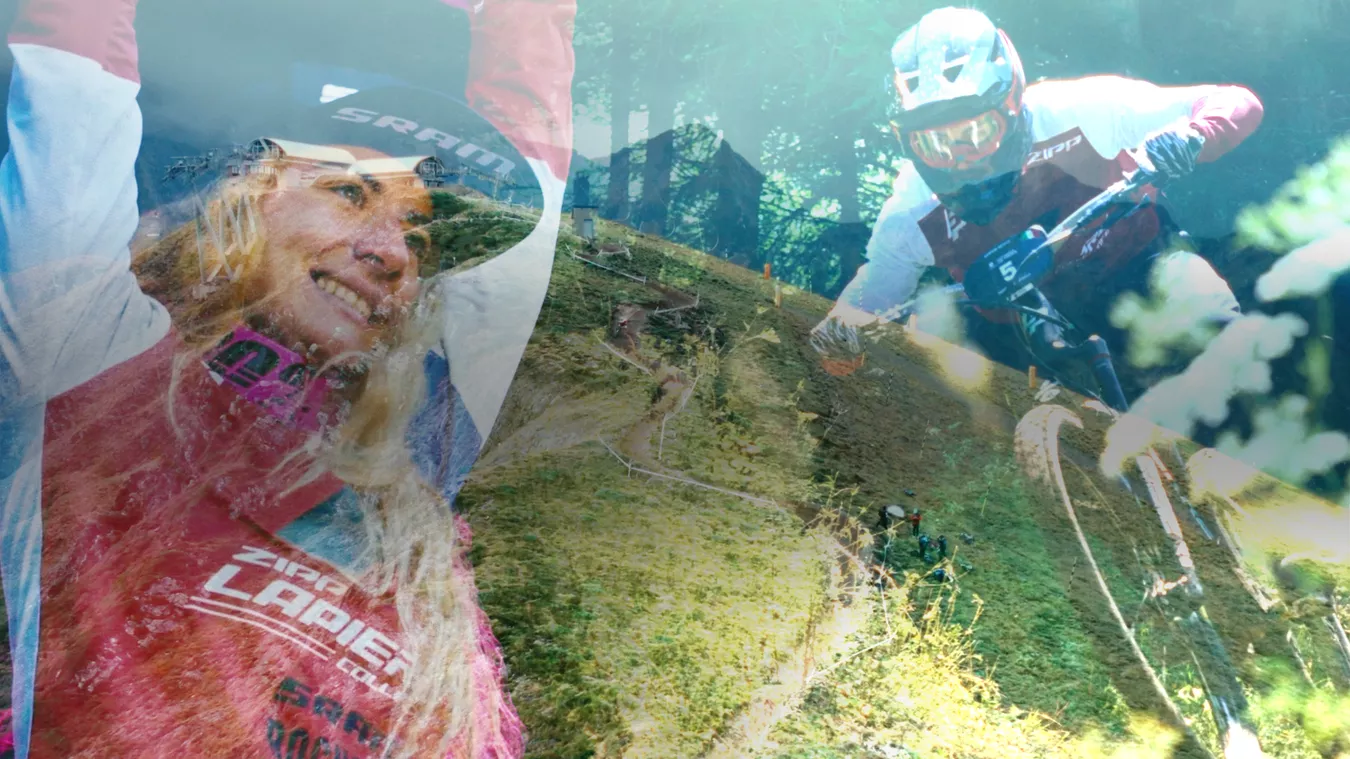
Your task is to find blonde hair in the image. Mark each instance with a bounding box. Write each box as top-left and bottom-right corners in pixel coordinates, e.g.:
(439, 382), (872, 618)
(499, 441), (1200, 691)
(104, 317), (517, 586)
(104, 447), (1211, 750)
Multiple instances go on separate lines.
(130, 174), (493, 757)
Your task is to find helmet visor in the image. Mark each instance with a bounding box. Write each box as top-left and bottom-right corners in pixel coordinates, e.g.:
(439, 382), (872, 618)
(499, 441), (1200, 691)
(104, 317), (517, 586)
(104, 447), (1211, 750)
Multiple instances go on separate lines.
(906, 109), (1008, 171)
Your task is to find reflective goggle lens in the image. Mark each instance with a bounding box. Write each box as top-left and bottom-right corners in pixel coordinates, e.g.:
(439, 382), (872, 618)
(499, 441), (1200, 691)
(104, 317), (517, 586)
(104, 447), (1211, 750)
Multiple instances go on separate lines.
(906, 111), (1008, 170)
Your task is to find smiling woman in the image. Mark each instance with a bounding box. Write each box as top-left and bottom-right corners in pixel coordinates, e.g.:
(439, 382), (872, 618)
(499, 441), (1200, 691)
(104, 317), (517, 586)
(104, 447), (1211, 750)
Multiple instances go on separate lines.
(0, 0), (572, 757)
(104, 143), (515, 752)
(149, 165), (435, 363)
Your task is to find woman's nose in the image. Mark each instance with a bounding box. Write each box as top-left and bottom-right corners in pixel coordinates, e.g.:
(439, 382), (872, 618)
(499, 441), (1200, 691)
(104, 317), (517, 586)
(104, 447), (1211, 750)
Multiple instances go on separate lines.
(351, 220), (413, 281)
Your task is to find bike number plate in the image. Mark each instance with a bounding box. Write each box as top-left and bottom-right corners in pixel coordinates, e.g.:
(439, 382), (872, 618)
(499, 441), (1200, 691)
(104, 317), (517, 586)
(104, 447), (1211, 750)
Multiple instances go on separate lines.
(963, 227), (1052, 305)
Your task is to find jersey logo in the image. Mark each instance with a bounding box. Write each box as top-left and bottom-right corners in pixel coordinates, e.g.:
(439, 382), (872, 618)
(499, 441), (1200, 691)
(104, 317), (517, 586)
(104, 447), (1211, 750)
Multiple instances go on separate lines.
(195, 547), (412, 699)
(205, 328), (332, 430)
(1027, 134), (1084, 166)
(944, 208), (967, 241)
(1081, 227), (1110, 257)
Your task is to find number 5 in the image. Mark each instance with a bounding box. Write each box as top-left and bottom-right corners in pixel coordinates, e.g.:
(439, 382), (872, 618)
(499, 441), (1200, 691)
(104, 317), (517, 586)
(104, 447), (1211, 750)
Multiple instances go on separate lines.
(998, 262), (1018, 282)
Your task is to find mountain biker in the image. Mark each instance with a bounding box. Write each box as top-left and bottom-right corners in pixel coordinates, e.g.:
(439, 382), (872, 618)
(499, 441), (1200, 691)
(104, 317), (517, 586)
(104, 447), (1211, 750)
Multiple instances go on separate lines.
(810, 7), (1263, 399)
(0, 0), (573, 756)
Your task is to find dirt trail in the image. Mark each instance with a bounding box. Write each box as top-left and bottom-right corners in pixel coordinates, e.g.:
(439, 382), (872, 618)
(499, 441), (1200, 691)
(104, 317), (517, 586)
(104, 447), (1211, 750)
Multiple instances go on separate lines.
(615, 360), (689, 469)
(603, 286), (1136, 758)
(701, 540), (870, 759)
(604, 294), (877, 759)
(603, 267), (1253, 757)
(580, 246), (1301, 757)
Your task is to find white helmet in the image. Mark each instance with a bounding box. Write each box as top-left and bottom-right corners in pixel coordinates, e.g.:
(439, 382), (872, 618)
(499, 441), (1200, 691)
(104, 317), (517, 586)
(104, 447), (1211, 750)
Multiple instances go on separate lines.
(889, 8), (1031, 222)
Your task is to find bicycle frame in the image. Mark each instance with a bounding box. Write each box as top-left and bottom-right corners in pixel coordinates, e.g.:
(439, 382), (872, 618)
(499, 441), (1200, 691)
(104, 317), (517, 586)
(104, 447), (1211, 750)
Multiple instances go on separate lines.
(894, 169), (1156, 411)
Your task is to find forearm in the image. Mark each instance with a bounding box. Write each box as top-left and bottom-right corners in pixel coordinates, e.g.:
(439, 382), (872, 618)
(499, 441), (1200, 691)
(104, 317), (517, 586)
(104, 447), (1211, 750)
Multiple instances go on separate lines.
(1, 0), (167, 409)
(1079, 76), (1263, 161)
(1189, 85), (1264, 163)
(832, 259), (923, 327)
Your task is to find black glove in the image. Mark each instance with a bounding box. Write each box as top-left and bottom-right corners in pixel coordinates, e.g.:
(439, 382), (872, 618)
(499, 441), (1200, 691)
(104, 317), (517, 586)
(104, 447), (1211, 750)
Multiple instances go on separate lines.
(1139, 127), (1205, 183)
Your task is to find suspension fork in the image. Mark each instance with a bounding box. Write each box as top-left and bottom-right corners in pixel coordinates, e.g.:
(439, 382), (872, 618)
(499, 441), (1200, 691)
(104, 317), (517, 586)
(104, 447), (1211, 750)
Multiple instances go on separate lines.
(1016, 289), (1130, 412)
(1079, 335), (1129, 412)
(1023, 318), (1130, 412)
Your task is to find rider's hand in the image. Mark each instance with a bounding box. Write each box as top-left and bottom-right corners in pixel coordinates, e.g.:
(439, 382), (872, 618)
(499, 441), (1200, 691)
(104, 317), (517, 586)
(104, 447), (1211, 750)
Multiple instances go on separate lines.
(1138, 126), (1205, 183)
(810, 317), (867, 377)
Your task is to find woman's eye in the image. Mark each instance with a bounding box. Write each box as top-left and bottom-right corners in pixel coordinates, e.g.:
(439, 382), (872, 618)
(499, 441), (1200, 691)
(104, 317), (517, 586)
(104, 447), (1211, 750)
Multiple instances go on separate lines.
(330, 183), (365, 206)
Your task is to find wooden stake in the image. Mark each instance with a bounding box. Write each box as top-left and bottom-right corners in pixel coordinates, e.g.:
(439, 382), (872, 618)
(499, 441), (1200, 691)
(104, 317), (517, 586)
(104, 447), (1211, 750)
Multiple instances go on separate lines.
(1287, 628), (1316, 686)
(1028, 365), (1038, 390)
(763, 262), (771, 280)
(1329, 594), (1350, 682)
(773, 283), (783, 308)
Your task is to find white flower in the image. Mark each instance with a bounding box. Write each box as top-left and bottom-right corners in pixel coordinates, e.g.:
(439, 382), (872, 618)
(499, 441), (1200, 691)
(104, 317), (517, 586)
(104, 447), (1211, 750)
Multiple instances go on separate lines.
(912, 284), (966, 344)
(1110, 249), (1242, 368)
(1255, 225), (1350, 302)
(1034, 380), (1063, 403)
(1216, 395), (1350, 485)
(1100, 312), (1307, 475)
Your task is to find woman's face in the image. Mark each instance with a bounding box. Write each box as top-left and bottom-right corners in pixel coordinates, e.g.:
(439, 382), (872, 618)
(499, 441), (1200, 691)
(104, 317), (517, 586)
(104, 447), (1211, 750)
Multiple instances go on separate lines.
(246, 171), (433, 364)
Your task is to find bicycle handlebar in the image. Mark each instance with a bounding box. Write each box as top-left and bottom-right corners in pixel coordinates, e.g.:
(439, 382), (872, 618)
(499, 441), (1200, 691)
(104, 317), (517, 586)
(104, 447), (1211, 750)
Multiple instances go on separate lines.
(880, 168), (1154, 412)
(889, 168), (1156, 323)
(1040, 168), (1153, 251)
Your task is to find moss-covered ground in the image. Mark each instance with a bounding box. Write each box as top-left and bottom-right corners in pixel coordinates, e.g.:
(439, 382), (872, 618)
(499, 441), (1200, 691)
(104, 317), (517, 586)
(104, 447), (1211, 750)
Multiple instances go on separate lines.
(459, 217), (1350, 758)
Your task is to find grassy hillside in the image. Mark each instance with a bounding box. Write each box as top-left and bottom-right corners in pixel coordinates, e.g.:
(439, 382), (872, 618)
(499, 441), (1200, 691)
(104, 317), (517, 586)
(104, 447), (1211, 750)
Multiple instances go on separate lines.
(459, 212), (1350, 758)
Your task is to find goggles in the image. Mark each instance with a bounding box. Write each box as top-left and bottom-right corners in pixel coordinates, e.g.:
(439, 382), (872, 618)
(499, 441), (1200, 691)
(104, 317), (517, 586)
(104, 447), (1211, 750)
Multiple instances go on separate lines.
(904, 109), (1009, 171)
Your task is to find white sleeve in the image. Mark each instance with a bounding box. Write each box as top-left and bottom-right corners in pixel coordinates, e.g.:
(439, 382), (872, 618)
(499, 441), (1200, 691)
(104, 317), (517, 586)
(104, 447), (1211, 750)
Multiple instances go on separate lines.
(830, 164), (936, 327)
(0, 44), (169, 412)
(1029, 75), (1218, 158)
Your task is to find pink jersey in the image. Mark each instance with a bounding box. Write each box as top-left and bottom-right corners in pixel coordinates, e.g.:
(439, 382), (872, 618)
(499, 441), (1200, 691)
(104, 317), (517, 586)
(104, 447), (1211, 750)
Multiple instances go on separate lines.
(29, 333), (524, 757)
(0, 0), (576, 755)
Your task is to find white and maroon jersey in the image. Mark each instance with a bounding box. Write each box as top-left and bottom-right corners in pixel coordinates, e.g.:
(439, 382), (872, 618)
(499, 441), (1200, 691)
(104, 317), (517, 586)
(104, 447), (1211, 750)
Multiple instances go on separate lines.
(831, 75), (1263, 326)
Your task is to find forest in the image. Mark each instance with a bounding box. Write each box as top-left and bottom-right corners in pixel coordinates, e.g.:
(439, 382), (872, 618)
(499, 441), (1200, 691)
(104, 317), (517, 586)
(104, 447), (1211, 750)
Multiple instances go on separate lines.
(562, 0), (1350, 300)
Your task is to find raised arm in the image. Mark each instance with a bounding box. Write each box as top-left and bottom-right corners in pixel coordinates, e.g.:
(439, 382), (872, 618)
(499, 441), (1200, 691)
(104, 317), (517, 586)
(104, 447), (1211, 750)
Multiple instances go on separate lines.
(1030, 75), (1264, 164)
(462, 0), (576, 182)
(0, 0), (169, 412)
(1109, 76), (1264, 162)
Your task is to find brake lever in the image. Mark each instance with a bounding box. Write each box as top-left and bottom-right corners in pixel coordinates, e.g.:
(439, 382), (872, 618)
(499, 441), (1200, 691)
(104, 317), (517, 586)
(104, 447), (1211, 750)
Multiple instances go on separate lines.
(1042, 169), (1156, 250)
